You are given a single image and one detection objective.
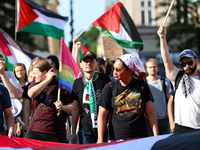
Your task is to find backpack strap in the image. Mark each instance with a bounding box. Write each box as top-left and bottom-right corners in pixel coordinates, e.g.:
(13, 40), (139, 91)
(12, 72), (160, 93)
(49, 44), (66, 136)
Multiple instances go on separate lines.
(172, 70), (184, 106)
(160, 76), (168, 103)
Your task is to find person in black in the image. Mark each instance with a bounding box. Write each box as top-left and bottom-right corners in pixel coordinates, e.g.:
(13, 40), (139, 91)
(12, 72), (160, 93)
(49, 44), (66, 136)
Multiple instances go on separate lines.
(71, 51), (111, 144)
(97, 54), (159, 143)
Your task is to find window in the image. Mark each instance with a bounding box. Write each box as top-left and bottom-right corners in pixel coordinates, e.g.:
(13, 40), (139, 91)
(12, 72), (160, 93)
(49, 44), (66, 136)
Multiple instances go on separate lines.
(148, 1), (151, 7)
(141, 11), (145, 25)
(141, 1), (144, 7)
(148, 10), (152, 24)
(139, 0), (155, 26)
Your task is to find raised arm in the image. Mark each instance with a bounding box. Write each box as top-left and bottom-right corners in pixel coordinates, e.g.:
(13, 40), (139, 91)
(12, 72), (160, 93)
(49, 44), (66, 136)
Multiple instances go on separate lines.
(157, 26), (174, 77)
(28, 68), (57, 98)
(72, 36), (81, 64)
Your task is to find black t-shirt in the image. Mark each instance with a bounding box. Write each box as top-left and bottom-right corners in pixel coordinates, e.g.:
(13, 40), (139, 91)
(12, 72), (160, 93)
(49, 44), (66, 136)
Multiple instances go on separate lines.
(98, 78), (154, 140)
(71, 73), (111, 133)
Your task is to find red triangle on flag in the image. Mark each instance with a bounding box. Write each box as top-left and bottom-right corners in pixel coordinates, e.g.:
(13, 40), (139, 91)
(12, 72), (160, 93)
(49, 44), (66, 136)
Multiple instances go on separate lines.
(92, 2), (121, 33)
(17, 0), (39, 31)
(0, 31), (12, 56)
(81, 44), (89, 53)
(85, 94), (89, 100)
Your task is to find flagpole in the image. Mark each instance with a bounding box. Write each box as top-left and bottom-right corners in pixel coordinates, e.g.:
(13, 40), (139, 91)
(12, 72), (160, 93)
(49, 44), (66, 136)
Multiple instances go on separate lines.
(15, 0), (17, 41)
(77, 24), (91, 37)
(162, 0), (175, 26)
(57, 88), (61, 116)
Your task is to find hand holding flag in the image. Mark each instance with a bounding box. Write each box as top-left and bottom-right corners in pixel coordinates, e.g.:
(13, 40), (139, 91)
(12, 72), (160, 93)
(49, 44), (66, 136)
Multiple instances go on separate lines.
(58, 37), (82, 94)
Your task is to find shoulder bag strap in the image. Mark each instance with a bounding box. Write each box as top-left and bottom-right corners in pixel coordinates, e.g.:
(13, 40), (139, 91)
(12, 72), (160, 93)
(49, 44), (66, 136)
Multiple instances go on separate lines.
(161, 76), (168, 104)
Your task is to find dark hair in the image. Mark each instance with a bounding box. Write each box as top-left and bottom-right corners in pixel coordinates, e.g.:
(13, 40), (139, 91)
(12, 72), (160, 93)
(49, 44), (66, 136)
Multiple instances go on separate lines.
(47, 55), (59, 70)
(106, 62), (113, 77)
(96, 65), (104, 74)
(97, 57), (105, 66)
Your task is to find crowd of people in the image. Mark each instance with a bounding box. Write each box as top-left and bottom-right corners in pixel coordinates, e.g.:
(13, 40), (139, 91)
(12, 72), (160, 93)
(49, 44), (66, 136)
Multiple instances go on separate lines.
(0, 25), (200, 144)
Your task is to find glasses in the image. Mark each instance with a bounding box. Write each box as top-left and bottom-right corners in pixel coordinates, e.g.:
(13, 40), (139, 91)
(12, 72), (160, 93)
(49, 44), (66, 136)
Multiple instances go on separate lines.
(180, 60), (194, 67)
(83, 60), (95, 63)
(112, 67), (125, 72)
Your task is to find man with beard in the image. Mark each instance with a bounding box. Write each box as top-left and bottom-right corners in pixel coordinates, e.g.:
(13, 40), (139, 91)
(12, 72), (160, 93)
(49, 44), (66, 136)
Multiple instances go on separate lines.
(157, 25), (200, 133)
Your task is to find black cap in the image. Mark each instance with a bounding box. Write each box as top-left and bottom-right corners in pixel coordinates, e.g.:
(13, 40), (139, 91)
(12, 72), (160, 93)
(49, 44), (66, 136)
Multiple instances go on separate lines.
(80, 51), (97, 62)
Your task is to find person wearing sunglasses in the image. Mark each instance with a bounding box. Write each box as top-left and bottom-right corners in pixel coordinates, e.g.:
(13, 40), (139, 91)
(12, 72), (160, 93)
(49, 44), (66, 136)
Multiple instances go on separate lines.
(97, 54), (158, 143)
(158, 25), (200, 133)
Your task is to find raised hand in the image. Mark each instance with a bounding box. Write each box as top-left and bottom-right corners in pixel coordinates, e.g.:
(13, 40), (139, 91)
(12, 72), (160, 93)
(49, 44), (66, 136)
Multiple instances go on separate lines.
(157, 25), (167, 39)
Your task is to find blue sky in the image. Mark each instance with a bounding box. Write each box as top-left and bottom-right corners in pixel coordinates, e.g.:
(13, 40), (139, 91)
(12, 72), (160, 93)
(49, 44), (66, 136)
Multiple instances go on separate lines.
(57, 0), (109, 46)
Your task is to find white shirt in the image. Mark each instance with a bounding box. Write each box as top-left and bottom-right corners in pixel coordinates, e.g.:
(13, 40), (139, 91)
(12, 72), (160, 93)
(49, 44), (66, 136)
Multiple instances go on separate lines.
(168, 66), (200, 129)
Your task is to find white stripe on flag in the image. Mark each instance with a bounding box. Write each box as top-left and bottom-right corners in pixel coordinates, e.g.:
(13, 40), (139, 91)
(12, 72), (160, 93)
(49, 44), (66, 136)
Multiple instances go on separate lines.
(33, 9), (66, 30)
(85, 134), (173, 150)
(123, 48), (140, 57)
(109, 24), (132, 42)
(7, 44), (32, 72)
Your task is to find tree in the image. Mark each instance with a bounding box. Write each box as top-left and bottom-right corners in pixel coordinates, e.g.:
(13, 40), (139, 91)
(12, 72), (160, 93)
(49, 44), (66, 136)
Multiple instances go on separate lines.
(155, 0), (200, 56)
(0, 0), (35, 48)
(77, 26), (100, 55)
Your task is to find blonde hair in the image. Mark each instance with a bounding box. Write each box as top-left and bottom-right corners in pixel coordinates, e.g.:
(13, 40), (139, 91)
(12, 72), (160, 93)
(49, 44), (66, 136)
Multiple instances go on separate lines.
(145, 58), (159, 68)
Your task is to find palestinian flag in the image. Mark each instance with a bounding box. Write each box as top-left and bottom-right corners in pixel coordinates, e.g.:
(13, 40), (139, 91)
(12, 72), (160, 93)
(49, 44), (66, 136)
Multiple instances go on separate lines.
(0, 27), (35, 72)
(92, 2), (143, 56)
(16, 0), (68, 39)
(79, 44), (89, 62)
(2, 129), (200, 149)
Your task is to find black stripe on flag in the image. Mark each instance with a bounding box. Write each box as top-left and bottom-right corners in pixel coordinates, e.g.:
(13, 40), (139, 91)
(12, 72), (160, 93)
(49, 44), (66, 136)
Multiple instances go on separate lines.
(120, 3), (143, 51)
(24, 0), (68, 21)
(151, 129), (200, 150)
(0, 27), (36, 60)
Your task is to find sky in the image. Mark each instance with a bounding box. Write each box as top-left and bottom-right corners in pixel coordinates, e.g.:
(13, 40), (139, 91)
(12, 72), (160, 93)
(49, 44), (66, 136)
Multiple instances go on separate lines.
(57, 0), (110, 46)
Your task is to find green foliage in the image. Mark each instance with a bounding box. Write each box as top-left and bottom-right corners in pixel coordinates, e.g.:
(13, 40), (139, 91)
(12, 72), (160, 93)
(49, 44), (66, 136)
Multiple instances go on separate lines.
(0, 0), (35, 47)
(156, 0), (200, 55)
(78, 26), (100, 55)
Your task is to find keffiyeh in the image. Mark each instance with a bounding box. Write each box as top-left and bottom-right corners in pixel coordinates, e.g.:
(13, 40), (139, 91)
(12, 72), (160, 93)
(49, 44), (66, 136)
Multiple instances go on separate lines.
(182, 70), (200, 98)
(82, 73), (97, 128)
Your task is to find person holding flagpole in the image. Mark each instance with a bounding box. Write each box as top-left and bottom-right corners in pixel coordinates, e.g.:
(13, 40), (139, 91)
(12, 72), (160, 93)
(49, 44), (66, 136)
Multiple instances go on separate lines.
(27, 59), (73, 143)
(158, 25), (200, 133)
(71, 38), (111, 144)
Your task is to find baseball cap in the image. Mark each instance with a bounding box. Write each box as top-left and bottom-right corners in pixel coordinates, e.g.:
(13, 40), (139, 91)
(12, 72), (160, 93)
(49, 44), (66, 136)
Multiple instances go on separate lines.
(178, 49), (197, 62)
(80, 51), (97, 62)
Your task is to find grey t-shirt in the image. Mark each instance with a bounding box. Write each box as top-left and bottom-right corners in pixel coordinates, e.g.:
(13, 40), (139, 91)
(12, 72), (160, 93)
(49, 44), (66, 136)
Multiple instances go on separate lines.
(146, 76), (171, 119)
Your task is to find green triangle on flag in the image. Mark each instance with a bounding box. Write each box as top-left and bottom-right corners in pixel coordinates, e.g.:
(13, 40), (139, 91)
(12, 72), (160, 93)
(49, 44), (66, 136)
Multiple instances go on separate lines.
(17, 0), (68, 39)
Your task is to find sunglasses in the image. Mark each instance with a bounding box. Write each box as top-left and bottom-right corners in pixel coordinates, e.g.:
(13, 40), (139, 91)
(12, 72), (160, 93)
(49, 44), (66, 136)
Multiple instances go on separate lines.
(112, 67), (123, 72)
(180, 60), (194, 67)
(83, 60), (95, 63)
